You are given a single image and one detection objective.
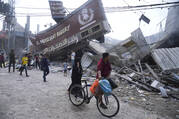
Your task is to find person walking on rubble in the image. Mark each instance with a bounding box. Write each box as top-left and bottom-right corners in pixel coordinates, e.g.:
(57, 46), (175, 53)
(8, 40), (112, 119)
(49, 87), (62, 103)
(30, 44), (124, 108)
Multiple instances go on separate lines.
(35, 54), (40, 69)
(20, 54), (29, 77)
(71, 51), (76, 67)
(0, 53), (5, 68)
(96, 52), (118, 109)
(41, 54), (49, 82)
(63, 60), (68, 77)
(8, 49), (16, 72)
(68, 57), (83, 91)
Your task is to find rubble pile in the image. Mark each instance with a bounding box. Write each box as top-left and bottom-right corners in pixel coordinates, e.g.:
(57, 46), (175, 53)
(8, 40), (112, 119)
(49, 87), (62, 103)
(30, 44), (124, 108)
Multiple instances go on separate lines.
(80, 27), (179, 118)
(82, 60), (179, 118)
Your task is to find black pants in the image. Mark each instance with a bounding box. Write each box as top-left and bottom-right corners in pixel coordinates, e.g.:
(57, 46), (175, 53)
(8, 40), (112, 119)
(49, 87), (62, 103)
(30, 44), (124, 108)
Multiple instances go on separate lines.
(35, 61), (40, 69)
(9, 62), (15, 72)
(0, 61), (4, 68)
(1, 61), (5, 68)
(68, 77), (82, 91)
(43, 70), (49, 82)
(20, 65), (28, 76)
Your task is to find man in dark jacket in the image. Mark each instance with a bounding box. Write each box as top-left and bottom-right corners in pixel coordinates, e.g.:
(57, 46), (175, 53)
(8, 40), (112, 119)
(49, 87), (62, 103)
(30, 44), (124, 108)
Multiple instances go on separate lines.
(0, 53), (3, 68)
(41, 54), (49, 82)
(35, 54), (40, 69)
(8, 49), (15, 72)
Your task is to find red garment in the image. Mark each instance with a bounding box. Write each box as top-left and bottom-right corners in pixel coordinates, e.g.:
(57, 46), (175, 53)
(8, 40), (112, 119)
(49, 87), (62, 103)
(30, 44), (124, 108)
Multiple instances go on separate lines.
(35, 56), (39, 62)
(0, 55), (3, 61)
(96, 58), (111, 79)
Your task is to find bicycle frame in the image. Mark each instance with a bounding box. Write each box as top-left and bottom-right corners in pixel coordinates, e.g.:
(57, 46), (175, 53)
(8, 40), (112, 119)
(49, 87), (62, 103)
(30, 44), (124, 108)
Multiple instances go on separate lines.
(69, 79), (120, 117)
(81, 80), (93, 102)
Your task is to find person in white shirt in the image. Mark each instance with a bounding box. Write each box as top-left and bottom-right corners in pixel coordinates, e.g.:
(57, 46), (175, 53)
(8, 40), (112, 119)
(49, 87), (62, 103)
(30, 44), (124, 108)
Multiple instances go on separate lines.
(71, 51), (76, 67)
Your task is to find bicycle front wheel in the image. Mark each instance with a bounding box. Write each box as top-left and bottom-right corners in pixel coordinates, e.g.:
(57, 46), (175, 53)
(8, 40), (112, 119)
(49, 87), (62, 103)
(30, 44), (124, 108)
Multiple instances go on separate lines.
(69, 84), (85, 106)
(96, 93), (120, 118)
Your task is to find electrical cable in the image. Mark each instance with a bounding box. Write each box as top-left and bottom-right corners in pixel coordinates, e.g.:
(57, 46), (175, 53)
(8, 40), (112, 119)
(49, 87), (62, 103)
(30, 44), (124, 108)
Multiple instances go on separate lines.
(122, 0), (130, 6)
(14, 1), (179, 15)
(15, 1), (179, 10)
(14, 4), (179, 16)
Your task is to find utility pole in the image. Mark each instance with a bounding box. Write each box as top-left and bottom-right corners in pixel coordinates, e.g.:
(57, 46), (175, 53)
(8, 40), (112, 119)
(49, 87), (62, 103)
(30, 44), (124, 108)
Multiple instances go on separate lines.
(37, 24), (40, 33)
(12, 0), (16, 50)
(7, 0), (15, 53)
(25, 15), (30, 52)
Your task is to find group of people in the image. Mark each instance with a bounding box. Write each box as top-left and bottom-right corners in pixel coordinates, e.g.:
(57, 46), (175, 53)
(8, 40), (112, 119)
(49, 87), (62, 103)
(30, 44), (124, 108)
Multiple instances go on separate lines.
(2, 48), (113, 109)
(67, 52), (113, 109)
(19, 53), (49, 82)
(6, 49), (49, 82)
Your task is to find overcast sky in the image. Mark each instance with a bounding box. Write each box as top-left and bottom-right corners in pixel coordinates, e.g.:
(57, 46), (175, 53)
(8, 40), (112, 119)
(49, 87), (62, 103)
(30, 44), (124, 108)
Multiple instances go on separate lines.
(3, 0), (174, 40)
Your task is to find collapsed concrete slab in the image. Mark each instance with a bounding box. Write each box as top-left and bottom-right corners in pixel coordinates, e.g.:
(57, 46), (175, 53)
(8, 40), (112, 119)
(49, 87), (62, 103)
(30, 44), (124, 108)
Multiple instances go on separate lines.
(106, 28), (150, 66)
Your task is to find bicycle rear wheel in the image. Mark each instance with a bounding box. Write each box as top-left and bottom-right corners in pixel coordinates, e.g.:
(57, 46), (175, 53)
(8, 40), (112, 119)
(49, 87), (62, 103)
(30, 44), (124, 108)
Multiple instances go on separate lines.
(96, 93), (120, 118)
(69, 84), (85, 106)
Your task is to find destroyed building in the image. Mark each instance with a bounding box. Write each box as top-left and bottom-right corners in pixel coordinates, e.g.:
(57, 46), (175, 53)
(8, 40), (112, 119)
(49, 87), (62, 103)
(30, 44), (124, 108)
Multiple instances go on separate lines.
(31, 0), (111, 60)
(0, 22), (31, 58)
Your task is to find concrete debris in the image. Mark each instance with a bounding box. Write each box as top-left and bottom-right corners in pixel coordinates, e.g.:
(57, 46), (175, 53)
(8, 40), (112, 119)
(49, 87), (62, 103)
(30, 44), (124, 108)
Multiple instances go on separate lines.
(159, 87), (168, 98)
(50, 66), (64, 73)
(79, 60), (178, 100)
(151, 80), (164, 89)
(106, 28), (150, 66)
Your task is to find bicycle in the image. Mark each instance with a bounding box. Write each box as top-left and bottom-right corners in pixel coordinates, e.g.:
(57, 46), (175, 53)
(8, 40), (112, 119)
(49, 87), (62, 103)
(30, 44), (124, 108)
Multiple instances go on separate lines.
(69, 79), (120, 118)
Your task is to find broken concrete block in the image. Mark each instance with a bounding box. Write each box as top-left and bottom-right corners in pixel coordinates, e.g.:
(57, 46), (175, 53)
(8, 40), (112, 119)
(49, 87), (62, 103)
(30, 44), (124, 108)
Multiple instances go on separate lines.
(159, 87), (168, 98)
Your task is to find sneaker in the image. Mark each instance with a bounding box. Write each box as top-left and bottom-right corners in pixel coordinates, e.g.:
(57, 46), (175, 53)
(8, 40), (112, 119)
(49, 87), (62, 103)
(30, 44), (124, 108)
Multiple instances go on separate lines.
(100, 102), (108, 109)
(26, 75), (29, 77)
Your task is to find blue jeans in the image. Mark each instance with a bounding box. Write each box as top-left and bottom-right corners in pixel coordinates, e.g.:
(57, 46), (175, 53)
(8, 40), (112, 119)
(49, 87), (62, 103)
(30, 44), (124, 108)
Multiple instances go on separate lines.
(20, 65), (28, 76)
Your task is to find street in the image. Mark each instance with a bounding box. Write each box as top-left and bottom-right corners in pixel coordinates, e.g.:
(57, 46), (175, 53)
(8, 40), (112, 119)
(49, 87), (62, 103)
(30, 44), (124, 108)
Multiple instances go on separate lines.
(0, 68), (172, 119)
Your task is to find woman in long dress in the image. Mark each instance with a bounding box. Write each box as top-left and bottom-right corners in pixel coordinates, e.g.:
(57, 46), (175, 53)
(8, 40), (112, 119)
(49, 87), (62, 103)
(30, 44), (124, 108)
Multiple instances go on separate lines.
(68, 57), (83, 91)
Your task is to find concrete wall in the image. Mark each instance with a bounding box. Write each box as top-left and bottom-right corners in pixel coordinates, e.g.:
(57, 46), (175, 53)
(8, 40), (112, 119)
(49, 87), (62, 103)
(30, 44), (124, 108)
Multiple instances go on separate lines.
(158, 5), (179, 48)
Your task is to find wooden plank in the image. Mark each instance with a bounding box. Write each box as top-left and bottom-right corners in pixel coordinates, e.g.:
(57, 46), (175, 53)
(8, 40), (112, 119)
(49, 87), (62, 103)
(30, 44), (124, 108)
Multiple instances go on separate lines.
(145, 63), (159, 80)
(117, 74), (152, 92)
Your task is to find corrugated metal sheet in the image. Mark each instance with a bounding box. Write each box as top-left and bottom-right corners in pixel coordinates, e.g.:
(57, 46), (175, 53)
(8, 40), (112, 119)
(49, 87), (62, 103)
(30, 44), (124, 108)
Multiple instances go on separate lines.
(152, 47), (179, 71)
(81, 52), (93, 69)
(89, 41), (107, 54)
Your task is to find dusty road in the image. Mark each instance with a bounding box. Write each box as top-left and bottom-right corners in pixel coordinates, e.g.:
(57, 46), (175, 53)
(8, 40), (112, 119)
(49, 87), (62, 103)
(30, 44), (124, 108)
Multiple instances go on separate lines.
(0, 68), (173, 119)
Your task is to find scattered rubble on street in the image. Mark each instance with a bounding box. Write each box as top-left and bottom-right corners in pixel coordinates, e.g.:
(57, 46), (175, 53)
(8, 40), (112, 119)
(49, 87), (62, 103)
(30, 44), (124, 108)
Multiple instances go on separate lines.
(79, 27), (179, 119)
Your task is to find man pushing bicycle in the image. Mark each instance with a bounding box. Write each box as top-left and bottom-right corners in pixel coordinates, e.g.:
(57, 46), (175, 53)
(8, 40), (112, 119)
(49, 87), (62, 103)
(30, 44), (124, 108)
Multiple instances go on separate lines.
(69, 52), (119, 117)
(96, 52), (118, 109)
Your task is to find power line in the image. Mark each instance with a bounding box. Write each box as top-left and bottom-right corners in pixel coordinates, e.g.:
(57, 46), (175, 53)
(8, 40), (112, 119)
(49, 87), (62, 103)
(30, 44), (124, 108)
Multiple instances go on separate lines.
(105, 4), (179, 13)
(15, 1), (179, 10)
(15, 4), (179, 16)
(11, 1), (179, 17)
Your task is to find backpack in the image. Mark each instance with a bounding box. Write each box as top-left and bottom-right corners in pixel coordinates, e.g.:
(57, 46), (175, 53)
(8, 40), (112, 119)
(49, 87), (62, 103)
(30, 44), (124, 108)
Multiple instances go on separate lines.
(99, 79), (112, 95)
